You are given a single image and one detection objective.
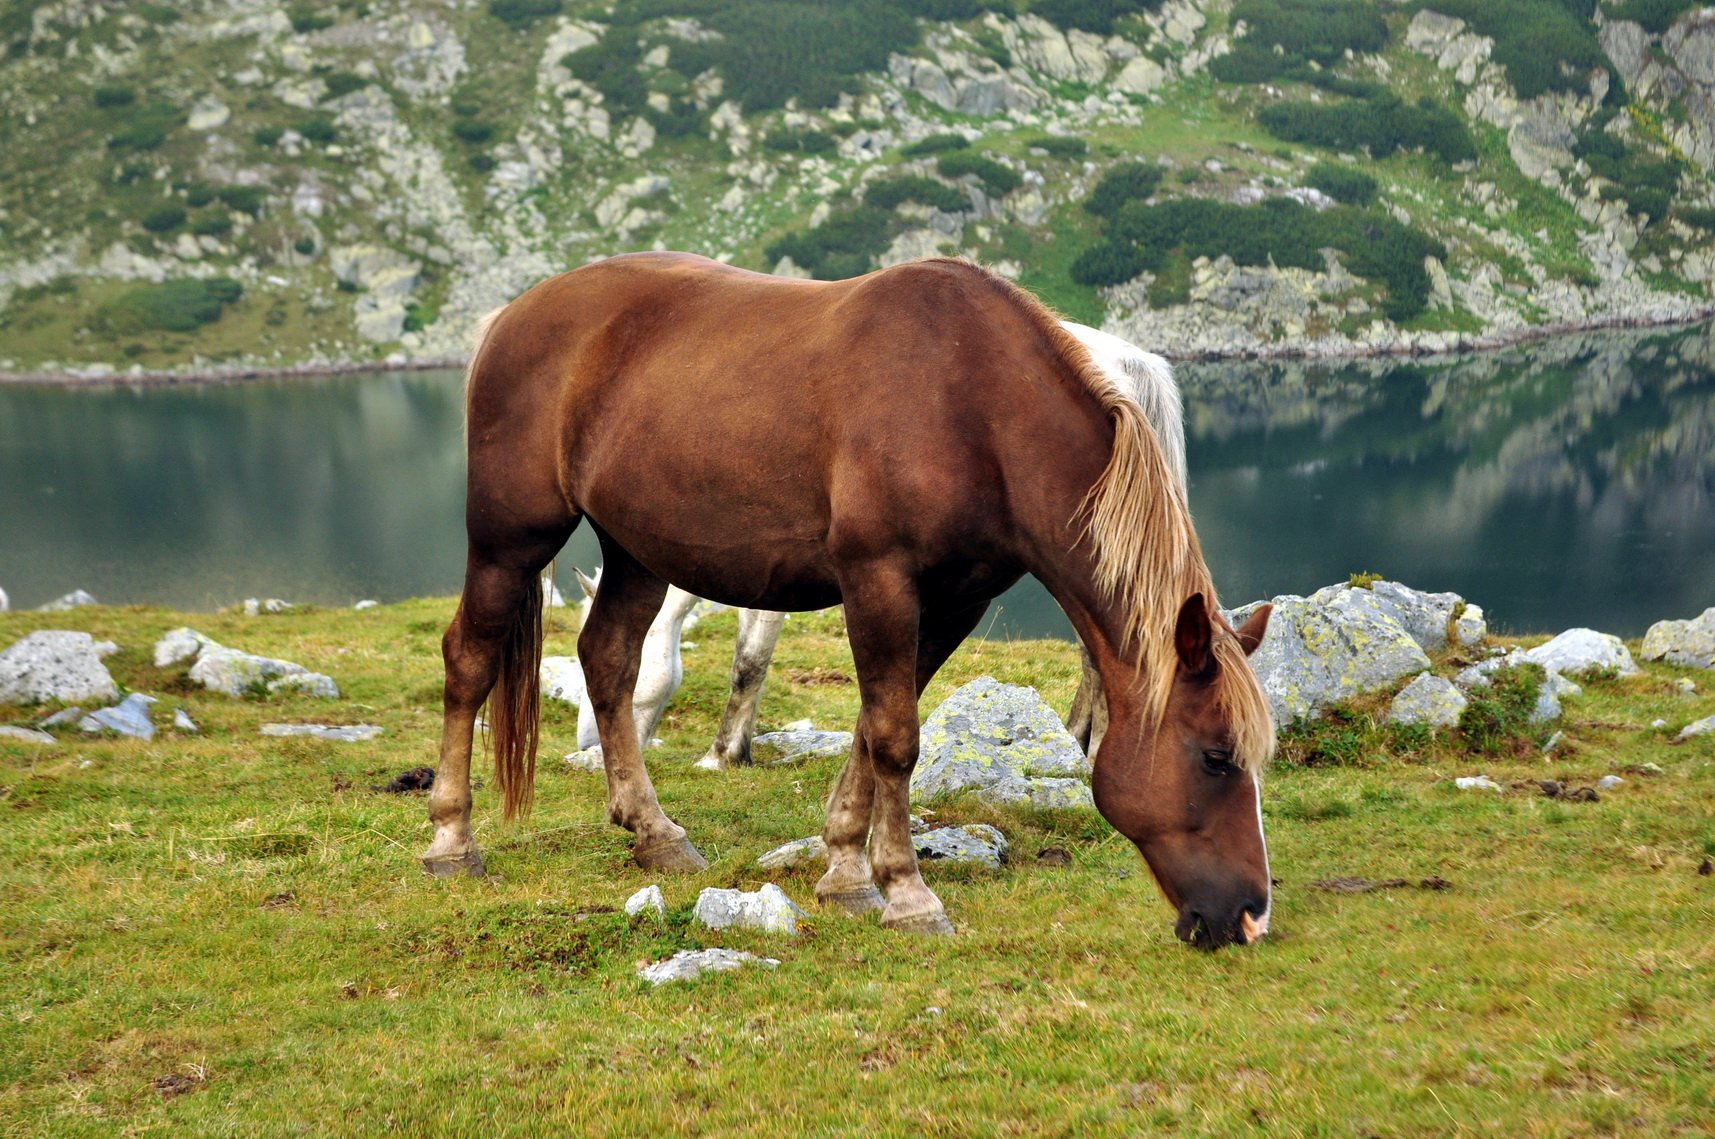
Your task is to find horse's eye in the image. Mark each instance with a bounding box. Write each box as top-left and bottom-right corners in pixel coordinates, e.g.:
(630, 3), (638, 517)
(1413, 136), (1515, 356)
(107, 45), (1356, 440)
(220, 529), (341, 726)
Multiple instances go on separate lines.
(1202, 749), (1236, 776)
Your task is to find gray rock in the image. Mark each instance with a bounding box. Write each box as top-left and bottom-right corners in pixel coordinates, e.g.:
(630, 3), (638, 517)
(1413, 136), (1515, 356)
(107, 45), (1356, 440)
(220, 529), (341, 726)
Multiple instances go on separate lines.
(0, 583), (8, 611)
(540, 656), (586, 705)
(242, 598), (295, 616)
(1455, 774), (1502, 791)
(1229, 592), (1432, 726)
(1388, 673), (1468, 728)
(189, 646), (339, 698)
(1522, 629), (1639, 678)
(38, 706), (83, 728)
(258, 723), (382, 742)
(0, 725), (54, 744)
(912, 677), (1092, 807)
(1675, 677), (1698, 695)
(1308, 580), (1482, 652)
(914, 823), (1007, 870)
(1678, 714), (1715, 742)
(79, 693), (158, 740)
(0, 631), (121, 705)
(1532, 671), (1584, 723)
(751, 729), (852, 766)
(174, 708), (199, 733)
(1641, 608), (1715, 669)
(38, 590), (98, 611)
(756, 835), (826, 870)
(691, 883), (805, 935)
(354, 600), (380, 611)
(564, 745), (604, 772)
(1596, 775), (1624, 791)
(154, 627), (217, 668)
(624, 884), (665, 918)
(637, 947), (779, 986)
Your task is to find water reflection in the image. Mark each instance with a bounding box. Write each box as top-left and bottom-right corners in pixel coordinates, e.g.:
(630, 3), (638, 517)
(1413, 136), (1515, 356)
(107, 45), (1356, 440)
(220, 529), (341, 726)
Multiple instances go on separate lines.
(0, 323), (1710, 637)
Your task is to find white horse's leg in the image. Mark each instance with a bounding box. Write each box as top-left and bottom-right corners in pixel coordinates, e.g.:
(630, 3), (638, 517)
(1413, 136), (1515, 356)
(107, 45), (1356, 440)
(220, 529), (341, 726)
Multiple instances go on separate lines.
(631, 587), (701, 747)
(1065, 641), (1109, 756)
(697, 608), (786, 769)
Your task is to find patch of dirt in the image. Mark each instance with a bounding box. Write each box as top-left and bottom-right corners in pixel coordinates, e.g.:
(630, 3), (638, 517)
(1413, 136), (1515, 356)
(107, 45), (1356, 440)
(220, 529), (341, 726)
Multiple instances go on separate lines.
(1514, 780), (1599, 801)
(329, 774), (353, 792)
(151, 1072), (199, 1099)
(1699, 859), (1712, 877)
(1310, 876), (1453, 893)
(1035, 847), (1072, 866)
(374, 767), (434, 793)
(787, 667), (853, 686)
(260, 890), (296, 910)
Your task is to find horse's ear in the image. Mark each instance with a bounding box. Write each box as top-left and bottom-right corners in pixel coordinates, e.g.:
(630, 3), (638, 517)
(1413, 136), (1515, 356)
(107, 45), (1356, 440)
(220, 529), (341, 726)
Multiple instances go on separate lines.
(1235, 603), (1272, 656)
(1174, 593), (1214, 676)
(574, 567), (600, 600)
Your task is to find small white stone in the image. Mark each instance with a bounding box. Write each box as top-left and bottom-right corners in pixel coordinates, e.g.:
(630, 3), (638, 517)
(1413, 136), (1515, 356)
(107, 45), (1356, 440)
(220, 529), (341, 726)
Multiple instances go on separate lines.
(1596, 775), (1623, 791)
(1455, 775), (1502, 791)
(624, 884), (665, 918)
(637, 947), (778, 985)
(565, 746), (604, 772)
(692, 883), (805, 935)
(354, 599), (380, 610)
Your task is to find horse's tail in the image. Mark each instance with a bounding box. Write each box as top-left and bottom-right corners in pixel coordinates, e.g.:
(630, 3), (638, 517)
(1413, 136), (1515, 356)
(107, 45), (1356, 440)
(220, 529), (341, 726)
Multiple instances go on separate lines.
(489, 570), (544, 820)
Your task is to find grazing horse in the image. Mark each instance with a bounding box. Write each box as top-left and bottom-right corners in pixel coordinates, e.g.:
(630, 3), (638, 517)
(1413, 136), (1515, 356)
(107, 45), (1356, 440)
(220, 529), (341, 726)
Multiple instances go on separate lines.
(609, 319), (1188, 770)
(429, 252), (1274, 946)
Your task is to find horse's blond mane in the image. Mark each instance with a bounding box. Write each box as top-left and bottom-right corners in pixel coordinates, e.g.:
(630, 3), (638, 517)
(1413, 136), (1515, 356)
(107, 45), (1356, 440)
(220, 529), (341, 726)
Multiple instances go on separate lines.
(958, 263), (1275, 769)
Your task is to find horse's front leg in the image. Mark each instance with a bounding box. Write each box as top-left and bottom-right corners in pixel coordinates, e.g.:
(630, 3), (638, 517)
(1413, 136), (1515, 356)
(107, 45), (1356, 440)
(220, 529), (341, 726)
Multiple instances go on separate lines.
(830, 566), (951, 934)
(698, 608), (786, 769)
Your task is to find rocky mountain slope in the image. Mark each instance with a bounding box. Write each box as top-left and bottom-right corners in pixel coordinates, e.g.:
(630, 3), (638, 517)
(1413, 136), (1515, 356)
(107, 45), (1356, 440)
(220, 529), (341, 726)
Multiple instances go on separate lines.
(2, 0), (1712, 376)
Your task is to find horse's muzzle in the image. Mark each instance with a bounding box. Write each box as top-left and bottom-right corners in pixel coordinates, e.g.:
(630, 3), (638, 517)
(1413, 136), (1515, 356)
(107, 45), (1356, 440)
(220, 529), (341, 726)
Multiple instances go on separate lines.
(1175, 900), (1270, 950)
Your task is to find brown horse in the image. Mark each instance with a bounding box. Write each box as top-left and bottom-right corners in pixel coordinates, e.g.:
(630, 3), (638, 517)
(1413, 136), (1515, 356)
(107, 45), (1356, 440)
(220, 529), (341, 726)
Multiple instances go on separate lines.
(428, 252), (1275, 947)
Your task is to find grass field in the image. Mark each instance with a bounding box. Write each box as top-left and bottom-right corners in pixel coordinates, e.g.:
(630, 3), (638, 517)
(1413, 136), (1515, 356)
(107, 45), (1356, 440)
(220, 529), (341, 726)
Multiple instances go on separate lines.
(3, 599), (1713, 1135)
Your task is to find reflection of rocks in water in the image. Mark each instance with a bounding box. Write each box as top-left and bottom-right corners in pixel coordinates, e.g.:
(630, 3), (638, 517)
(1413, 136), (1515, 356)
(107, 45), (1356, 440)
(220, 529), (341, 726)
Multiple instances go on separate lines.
(1183, 323), (1715, 634)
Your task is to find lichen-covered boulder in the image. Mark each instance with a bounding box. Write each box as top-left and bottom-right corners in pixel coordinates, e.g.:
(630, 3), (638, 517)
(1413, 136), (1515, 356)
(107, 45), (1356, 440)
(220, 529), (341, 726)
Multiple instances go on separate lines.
(691, 883), (805, 935)
(0, 631), (120, 705)
(154, 627), (216, 668)
(911, 677), (1092, 808)
(914, 823), (1007, 869)
(751, 729), (852, 766)
(38, 590), (98, 611)
(540, 656), (586, 704)
(189, 646), (339, 698)
(1522, 628), (1640, 677)
(1308, 580), (1486, 652)
(1678, 715), (1715, 742)
(1642, 608), (1715, 669)
(1388, 674), (1467, 728)
(1229, 592), (1432, 726)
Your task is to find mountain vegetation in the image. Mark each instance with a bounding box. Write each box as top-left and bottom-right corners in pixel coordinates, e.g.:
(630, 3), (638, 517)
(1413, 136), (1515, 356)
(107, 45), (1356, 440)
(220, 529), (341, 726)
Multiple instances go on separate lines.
(0, 0), (1711, 372)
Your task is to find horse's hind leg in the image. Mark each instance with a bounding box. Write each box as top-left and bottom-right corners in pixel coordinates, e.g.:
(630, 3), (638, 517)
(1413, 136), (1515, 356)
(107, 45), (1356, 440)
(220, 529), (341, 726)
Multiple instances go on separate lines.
(427, 528), (570, 877)
(697, 608), (786, 770)
(580, 541), (709, 872)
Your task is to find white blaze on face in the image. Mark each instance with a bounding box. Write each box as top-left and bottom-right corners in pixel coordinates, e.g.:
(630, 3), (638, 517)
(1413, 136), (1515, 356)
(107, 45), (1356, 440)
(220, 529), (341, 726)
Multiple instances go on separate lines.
(1244, 774), (1272, 942)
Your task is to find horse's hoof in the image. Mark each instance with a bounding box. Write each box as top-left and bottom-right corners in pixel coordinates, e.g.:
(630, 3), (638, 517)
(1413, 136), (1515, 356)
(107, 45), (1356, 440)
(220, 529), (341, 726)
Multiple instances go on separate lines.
(422, 850), (486, 878)
(634, 836), (709, 873)
(818, 884), (885, 914)
(880, 908), (956, 936)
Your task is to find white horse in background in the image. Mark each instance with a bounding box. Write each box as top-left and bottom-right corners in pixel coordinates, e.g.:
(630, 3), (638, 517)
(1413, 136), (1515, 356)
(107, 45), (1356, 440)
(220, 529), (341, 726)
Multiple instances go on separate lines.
(570, 320), (1187, 768)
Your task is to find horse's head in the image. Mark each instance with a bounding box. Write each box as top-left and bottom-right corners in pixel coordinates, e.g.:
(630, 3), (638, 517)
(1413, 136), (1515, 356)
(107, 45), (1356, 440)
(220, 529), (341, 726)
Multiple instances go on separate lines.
(1092, 594), (1275, 950)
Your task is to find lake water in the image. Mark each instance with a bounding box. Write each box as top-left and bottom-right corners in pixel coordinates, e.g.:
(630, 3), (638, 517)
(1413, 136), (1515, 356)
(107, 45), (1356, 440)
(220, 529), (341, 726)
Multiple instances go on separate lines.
(3, 322), (1712, 638)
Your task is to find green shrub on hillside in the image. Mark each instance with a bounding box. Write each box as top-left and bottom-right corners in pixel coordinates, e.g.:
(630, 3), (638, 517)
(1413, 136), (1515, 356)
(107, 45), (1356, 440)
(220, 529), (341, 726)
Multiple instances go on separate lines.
(1026, 135), (1088, 158)
(764, 205), (893, 279)
(902, 133), (970, 157)
(936, 151), (1021, 196)
(97, 279), (244, 334)
(865, 175), (968, 212)
(1230, 0), (1389, 64)
(487, 0), (562, 26)
(140, 204), (187, 234)
(1211, 42), (1297, 84)
(296, 114), (337, 143)
(1069, 239), (1148, 286)
(106, 103), (181, 152)
(452, 120), (496, 144)
(1575, 128), (1682, 225)
(1259, 96), (1476, 163)
(1678, 206), (1715, 231)
(1087, 196), (1447, 320)
(190, 213), (234, 238)
(1032, 0), (1163, 35)
(1411, 1), (1615, 101)
(93, 84), (136, 108)
(1084, 161), (1163, 217)
(322, 71), (366, 99)
(764, 127), (838, 153)
(288, 6), (336, 33)
(217, 186), (267, 216)
(253, 125), (284, 147)
(1603, 0), (1699, 34)
(562, 33), (650, 117)
(1305, 161), (1377, 205)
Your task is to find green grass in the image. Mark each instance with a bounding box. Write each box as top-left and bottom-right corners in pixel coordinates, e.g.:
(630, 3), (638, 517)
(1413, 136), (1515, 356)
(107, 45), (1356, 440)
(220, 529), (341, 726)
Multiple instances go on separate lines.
(3, 601), (1715, 1133)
